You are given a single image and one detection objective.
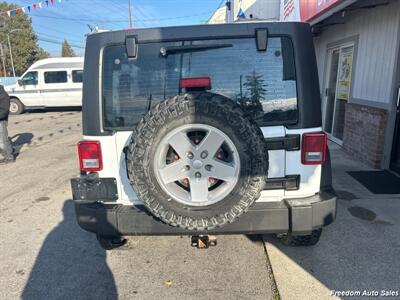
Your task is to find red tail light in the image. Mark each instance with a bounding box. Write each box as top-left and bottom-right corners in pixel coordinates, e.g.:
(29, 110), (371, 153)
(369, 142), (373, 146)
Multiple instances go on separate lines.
(78, 141), (103, 172)
(301, 133), (327, 165)
(179, 77), (211, 90)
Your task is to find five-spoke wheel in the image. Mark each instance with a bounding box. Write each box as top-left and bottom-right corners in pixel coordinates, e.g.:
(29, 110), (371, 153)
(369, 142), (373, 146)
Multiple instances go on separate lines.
(154, 124), (240, 206)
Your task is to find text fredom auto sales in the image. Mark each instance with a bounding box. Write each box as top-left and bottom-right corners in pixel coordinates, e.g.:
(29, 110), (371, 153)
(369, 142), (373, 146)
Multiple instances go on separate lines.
(331, 290), (399, 297)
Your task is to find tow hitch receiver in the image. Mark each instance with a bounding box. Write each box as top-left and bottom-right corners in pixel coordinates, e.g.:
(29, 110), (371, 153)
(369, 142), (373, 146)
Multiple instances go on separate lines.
(191, 235), (217, 249)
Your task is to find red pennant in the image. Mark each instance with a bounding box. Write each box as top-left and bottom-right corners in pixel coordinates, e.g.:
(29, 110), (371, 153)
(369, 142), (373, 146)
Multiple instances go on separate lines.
(15, 8), (22, 14)
(33, 3), (37, 9)
(50, 0), (54, 4)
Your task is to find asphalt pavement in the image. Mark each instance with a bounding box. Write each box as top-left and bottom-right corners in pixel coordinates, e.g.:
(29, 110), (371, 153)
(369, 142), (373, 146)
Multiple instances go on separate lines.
(264, 142), (400, 300)
(0, 110), (275, 300)
(3, 110), (398, 300)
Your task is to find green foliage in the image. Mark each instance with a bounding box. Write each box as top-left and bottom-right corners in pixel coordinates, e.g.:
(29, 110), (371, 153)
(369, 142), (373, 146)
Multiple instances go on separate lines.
(0, 2), (49, 76)
(244, 71), (267, 104)
(61, 39), (75, 57)
(238, 71), (266, 118)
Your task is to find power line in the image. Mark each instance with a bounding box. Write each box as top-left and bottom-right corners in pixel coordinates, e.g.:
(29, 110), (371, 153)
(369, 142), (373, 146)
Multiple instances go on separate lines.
(36, 31), (84, 44)
(33, 24), (86, 40)
(105, 0), (132, 23)
(207, 0), (226, 23)
(135, 5), (153, 27)
(37, 37), (85, 49)
(28, 12), (212, 23)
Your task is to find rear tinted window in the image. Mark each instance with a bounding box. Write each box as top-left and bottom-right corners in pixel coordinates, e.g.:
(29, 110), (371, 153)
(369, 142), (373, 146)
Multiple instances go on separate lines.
(72, 70), (83, 83)
(102, 37), (297, 129)
(44, 71), (67, 84)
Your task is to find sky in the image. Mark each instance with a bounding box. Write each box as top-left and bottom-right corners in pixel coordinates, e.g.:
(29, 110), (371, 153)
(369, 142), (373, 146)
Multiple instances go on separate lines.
(5, 0), (224, 57)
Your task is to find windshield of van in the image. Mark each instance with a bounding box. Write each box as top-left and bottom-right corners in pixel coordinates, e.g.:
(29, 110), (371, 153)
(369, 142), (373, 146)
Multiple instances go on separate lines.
(102, 37), (297, 129)
(21, 71), (38, 85)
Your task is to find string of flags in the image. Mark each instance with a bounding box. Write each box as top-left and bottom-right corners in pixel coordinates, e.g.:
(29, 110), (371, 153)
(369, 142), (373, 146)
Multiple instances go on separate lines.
(0, 0), (63, 17)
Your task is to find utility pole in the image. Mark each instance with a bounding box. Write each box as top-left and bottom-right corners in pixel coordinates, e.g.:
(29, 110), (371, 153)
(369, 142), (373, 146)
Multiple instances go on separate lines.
(7, 34), (15, 77)
(0, 44), (6, 77)
(6, 29), (22, 78)
(128, 0), (133, 28)
(0, 19), (6, 77)
(226, 0), (234, 23)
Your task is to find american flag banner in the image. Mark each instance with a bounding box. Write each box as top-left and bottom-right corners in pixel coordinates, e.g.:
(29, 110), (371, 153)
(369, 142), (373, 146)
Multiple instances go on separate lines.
(283, 0), (295, 18)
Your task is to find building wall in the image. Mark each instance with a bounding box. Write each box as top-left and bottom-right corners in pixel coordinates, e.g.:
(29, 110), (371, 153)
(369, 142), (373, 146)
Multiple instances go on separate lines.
(207, 0), (400, 169)
(209, 6), (227, 24)
(314, 0), (400, 106)
(343, 103), (388, 168)
(245, 0), (280, 20)
(314, 0), (400, 169)
(209, 0), (280, 24)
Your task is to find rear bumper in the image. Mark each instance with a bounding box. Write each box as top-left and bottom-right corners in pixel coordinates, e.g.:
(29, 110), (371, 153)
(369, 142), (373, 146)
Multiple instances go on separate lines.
(73, 188), (336, 236)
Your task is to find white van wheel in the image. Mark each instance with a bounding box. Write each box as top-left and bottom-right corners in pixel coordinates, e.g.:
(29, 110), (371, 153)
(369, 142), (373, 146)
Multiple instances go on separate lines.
(9, 98), (24, 115)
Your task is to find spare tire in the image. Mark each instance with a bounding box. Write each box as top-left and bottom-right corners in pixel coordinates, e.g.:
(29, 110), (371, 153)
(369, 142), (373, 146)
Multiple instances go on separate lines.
(127, 92), (268, 230)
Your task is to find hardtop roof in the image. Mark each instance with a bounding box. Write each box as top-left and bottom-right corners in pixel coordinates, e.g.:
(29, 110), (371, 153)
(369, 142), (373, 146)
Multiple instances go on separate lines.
(30, 57), (84, 71)
(87, 21), (310, 44)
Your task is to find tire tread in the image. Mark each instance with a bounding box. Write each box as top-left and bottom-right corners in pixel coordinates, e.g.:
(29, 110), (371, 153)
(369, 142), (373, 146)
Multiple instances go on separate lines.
(127, 92), (268, 231)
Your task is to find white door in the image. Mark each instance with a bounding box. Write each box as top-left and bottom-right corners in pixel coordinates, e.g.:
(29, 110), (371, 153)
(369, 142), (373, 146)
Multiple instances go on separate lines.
(42, 70), (71, 107)
(322, 44), (354, 144)
(15, 71), (44, 107)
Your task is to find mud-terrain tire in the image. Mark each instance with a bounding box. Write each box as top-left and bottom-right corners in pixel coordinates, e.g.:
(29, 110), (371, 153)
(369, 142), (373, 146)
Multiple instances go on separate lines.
(127, 92), (268, 231)
(279, 229), (322, 246)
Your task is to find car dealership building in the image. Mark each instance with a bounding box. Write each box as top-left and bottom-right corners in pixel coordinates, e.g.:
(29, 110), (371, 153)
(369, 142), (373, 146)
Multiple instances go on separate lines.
(210, 0), (400, 172)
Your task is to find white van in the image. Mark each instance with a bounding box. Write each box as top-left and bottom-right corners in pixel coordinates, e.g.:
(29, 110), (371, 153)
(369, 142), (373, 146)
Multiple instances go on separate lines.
(5, 57), (84, 114)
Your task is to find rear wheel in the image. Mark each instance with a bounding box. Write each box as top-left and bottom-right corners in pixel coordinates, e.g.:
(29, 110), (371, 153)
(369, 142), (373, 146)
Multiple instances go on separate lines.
(279, 229), (322, 246)
(9, 98), (24, 115)
(96, 235), (127, 250)
(127, 92), (268, 231)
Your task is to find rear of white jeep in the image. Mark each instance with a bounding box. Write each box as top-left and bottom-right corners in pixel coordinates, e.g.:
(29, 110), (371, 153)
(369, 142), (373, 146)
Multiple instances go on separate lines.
(71, 22), (336, 249)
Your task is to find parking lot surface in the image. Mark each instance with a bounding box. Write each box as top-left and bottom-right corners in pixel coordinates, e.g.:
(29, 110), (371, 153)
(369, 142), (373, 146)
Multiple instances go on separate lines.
(0, 111), (274, 300)
(264, 143), (400, 300)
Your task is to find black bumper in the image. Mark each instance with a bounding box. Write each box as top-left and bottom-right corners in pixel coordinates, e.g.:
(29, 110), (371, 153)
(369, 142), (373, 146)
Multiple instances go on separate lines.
(73, 189), (336, 236)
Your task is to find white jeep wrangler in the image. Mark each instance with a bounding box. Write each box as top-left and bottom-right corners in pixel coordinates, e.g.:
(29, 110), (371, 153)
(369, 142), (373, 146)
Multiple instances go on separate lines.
(71, 22), (336, 249)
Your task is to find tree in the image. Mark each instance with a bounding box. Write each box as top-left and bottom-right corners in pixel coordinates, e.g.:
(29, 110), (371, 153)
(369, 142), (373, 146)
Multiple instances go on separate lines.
(0, 2), (49, 77)
(240, 71), (266, 117)
(61, 39), (75, 57)
(244, 71), (267, 104)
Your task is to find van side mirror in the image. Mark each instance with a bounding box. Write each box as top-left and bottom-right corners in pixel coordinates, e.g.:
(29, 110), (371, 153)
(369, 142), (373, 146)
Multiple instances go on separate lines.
(17, 79), (23, 86)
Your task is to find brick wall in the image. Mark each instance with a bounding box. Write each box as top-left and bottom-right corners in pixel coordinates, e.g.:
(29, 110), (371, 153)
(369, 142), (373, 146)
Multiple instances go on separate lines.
(343, 103), (388, 169)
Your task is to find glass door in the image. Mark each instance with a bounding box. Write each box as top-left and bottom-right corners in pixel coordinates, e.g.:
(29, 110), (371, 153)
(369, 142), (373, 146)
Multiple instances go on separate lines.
(323, 44), (354, 144)
(390, 87), (400, 173)
(323, 48), (340, 137)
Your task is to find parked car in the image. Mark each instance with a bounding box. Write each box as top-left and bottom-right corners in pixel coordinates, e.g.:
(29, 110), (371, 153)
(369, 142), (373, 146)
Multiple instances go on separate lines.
(5, 57), (84, 114)
(71, 22), (336, 249)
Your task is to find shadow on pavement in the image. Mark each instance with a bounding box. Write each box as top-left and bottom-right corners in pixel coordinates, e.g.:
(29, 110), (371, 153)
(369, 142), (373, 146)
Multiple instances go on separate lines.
(22, 200), (117, 300)
(11, 133), (33, 156)
(26, 107), (82, 114)
(245, 234), (264, 243)
(262, 196), (400, 295)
